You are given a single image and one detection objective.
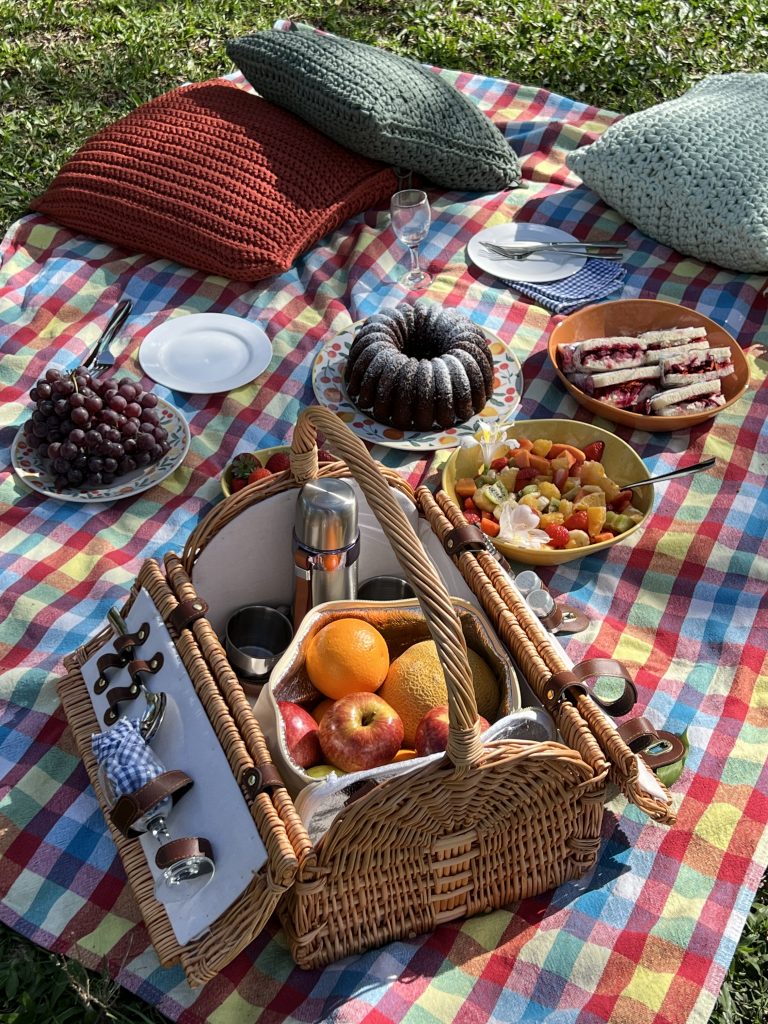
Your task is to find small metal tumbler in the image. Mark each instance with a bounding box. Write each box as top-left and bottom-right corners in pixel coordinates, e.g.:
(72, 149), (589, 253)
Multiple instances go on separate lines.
(357, 576), (415, 602)
(292, 478), (359, 629)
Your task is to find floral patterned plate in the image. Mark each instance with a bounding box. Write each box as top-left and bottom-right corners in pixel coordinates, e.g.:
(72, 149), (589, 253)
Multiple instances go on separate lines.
(311, 323), (524, 451)
(11, 397), (190, 503)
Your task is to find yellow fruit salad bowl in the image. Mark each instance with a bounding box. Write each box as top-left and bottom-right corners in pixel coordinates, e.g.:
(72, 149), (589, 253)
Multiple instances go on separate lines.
(441, 418), (654, 566)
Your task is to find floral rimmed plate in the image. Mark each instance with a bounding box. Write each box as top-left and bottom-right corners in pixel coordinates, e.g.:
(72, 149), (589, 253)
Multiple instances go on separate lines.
(11, 397), (190, 503)
(311, 323), (524, 451)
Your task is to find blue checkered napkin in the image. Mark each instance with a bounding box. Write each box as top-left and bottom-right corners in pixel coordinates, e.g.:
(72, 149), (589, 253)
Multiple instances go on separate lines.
(507, 258), (626, 314)
(91, 718), (166, 800)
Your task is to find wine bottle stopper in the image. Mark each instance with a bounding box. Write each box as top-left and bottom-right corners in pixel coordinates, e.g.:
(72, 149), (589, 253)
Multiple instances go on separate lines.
(527, 587), (556, 619)
(515, 570), (542, 597)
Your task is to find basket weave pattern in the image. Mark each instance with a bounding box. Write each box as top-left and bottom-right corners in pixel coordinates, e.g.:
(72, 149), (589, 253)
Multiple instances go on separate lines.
(59, 406), (643, 978)
(59, 559), (300, 986)
(418, 488), (675, 825)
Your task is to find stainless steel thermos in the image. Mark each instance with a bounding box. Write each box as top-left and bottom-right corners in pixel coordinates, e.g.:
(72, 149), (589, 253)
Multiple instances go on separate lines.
(291, 479), (359, 628)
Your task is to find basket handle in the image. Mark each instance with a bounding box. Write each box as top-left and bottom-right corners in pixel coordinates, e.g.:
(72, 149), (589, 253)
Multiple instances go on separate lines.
(291, 407), (484, 772)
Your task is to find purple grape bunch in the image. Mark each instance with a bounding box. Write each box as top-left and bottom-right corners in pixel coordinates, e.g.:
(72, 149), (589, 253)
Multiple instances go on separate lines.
(24, 369), (171, 490)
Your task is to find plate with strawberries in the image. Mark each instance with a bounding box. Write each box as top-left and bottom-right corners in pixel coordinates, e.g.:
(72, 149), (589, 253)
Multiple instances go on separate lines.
(441, 419), (653, 565)
(221, 445), (339, 497)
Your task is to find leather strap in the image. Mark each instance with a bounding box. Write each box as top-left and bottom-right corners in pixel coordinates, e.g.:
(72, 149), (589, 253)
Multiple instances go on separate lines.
(113, 623), (150, 654)
(617, 716), (686, 769)
(110, 770), (193, 838)
(155, 836), (214, 871)
(94, 652), (128, 693)
(549, 604), (591, 635)
(240, 763), (286, 801)
(169, 600), (208, 634)
(127, 653), (164, 682)
(544, 658), (637, 717)
(102, 682), (143, 725)
(444, 525), (486, 555)
(292, 548), (313, 630)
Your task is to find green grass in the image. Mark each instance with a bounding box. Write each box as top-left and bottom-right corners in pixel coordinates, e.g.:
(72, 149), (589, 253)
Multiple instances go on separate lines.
(1, 1), (767, 1021)
(3, 0), (768, 227)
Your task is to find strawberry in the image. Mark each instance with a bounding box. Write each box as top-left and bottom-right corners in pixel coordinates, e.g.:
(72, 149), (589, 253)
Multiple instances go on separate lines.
(563, 510), (589, 532)
(464, 511), (482, 526)
(231, 477), (247, 493)
(514, 467), (538, 487)
(248, 467), (273, 484)
(317, 449), (336, 463)
(544, 523), (570, 549)
(463, 497), (478, 512)
(265, 451), (291, 473)
(582, 441), (605, 462)
(230, 452), (261, 481)
(490, 457), (508, 472)
(609, 489), (633, 513)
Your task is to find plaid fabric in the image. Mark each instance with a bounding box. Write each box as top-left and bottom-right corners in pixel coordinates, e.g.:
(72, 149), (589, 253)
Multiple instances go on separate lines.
(506, 257), (626, 313)
(1, 54), (767, 1024)
(91, 719), (165, 802)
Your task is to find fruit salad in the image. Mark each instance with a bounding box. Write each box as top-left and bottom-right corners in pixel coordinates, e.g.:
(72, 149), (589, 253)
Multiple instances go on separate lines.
(454, 437), (645, 550)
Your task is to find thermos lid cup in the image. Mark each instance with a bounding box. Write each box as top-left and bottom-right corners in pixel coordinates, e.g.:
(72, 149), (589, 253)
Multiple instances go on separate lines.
(294, 479), (358, 551)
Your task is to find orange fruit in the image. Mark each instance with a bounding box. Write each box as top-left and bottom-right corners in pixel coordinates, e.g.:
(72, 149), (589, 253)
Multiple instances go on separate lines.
(392, 749), (418, 762)
(305, 618), (390, 700)
(311, 698), (335, 724)
(378, 640), (499, 747)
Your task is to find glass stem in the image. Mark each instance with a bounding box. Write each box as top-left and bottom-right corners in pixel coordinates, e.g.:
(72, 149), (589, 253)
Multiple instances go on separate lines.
(146, 815), (171, 845)
(408, 245), (421, 274)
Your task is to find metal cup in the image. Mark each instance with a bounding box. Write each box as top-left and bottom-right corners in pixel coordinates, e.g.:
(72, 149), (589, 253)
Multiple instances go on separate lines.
(225, 605), (294, 680)
(357, 575), (415, 602)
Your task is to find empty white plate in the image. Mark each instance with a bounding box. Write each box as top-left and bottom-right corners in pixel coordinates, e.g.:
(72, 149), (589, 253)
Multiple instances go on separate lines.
(468, 223), (587, 284)
(139, 313), (272, 394)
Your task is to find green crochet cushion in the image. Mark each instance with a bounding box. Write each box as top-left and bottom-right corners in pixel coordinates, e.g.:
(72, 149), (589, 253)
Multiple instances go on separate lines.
(566, 74), (768, 273)
(226, 29), (521, 193)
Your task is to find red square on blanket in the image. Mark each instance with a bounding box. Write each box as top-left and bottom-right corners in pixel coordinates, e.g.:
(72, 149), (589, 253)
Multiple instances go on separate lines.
(30, 80), (397, 281)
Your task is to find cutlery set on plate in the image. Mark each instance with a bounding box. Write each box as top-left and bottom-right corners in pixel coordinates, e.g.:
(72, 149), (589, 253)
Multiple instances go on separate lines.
(481, 240), (625, 262)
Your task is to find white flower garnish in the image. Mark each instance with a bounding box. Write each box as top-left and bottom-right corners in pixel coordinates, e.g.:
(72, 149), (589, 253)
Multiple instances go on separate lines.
(473, 419), (519, 470)
(497, 503), (551, 550)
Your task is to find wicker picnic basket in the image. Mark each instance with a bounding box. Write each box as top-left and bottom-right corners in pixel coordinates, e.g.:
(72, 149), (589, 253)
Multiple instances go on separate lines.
(58, 406), (673, 984)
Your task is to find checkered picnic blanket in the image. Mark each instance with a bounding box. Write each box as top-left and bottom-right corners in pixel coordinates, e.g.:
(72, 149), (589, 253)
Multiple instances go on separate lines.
(1, 53), (767, 1024)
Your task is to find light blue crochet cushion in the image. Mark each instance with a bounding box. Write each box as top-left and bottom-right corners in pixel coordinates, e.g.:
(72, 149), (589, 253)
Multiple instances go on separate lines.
(566, 74), (768, 273)
(227, 29), (521, 193)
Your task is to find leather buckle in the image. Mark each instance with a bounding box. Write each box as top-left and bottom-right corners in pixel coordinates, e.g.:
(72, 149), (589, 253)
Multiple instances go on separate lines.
(444, 525), (486, 556)
(169, 599), (209, 634)
(109, 769), (193, 838)
(544, 658), (638, 717)
(239, 764), (285, 800)
(617, 715), (686, 770)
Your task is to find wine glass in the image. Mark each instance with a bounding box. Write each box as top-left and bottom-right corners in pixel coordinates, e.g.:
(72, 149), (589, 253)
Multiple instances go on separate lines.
(98, 766), (215, 902)
(138, 797), (215, 902)
(390, 189), (432, 290)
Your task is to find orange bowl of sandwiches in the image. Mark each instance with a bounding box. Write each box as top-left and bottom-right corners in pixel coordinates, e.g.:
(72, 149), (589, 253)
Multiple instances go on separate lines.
(548, 298), (749, 431)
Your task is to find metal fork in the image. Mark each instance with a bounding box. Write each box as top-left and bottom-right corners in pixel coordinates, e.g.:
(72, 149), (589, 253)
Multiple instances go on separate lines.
(83, 299), (133, 376)
(483, 240), (625, 258)
(485, 248), (624, 262)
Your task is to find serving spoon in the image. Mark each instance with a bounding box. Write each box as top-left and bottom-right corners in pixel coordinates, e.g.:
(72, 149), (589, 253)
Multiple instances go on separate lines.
(623, 457), (716, 490)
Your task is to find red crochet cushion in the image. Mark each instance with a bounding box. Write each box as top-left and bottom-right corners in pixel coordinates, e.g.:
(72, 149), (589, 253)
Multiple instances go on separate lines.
(30, 80), (398, 281)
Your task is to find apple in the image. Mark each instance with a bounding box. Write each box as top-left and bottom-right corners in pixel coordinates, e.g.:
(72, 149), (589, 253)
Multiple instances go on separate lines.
(306, 764), (345, 779)
(415, 705), (490, 757)
(278, 701), (322, 768)
(318, 692), (403, 774)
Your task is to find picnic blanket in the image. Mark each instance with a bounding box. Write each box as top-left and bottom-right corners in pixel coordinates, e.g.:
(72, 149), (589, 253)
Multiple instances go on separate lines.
(1, 54), (768, 1024)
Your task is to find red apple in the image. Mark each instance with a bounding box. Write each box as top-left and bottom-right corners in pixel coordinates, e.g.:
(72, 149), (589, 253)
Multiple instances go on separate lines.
(415, 705), (490, 757)
(278, 701), (322, 769)
(318, 692), (403, 774)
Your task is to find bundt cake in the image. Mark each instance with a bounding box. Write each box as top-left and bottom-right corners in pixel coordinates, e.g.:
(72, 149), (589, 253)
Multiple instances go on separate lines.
(343, 302), (495, 430)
